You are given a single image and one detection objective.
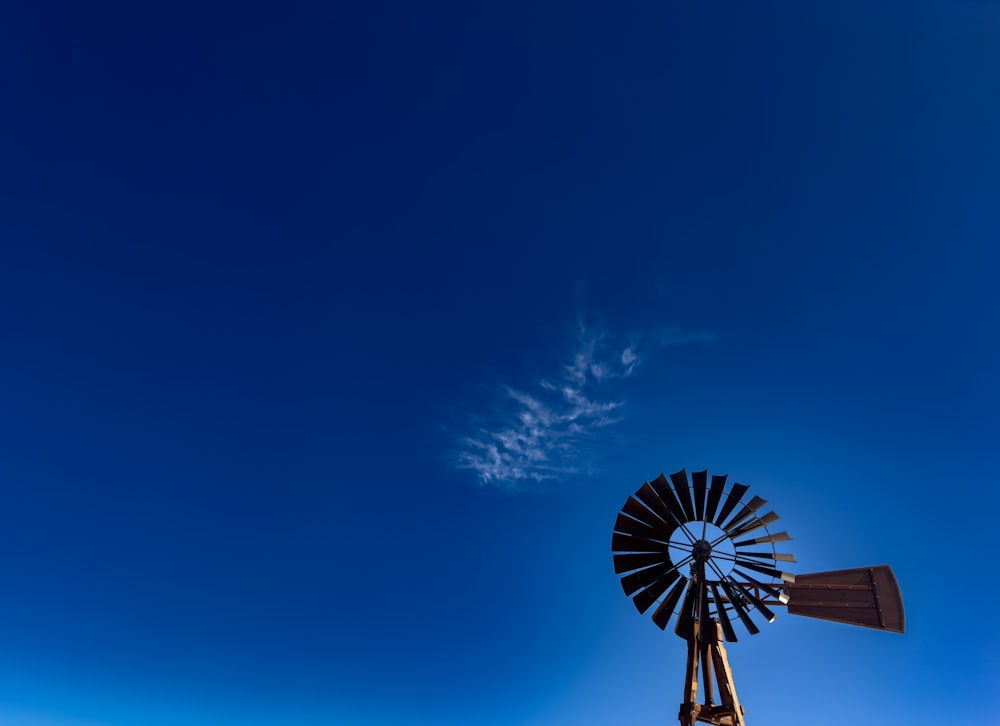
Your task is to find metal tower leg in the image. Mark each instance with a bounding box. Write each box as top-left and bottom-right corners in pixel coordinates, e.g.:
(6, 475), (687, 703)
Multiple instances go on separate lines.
(678, 625), (701, 726)
(677, 622), (747, 726)
(709, 634), (745, 726)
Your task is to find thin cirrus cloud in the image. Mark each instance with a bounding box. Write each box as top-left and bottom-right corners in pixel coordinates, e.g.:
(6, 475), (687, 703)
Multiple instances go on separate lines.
(454, 323), (715, 488)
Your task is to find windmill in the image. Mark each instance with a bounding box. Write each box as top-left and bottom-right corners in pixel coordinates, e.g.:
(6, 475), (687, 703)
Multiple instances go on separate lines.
(612, 469), (904, 726)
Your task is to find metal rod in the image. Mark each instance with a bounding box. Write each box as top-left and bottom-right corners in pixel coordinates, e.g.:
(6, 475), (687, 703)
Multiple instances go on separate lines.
(868, 567), (886, 628)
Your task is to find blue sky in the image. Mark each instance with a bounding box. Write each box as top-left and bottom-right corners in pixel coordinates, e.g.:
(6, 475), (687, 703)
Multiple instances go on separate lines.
(1, 1), (998, 724)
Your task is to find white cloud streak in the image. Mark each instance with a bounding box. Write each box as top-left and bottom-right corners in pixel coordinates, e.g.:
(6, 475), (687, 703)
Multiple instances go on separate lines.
(454, 322), (714, 489)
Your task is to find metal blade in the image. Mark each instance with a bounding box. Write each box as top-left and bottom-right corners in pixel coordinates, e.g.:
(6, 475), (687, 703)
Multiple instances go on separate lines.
(692, 470), (708, 521)
(720, 579), (759, 635)
(632, 569), (683, 614)
(636, 481), (684, 529)
(727, 576), (777, 623)
(614, 512), (672, 543)
(674, 579), (698, 638)
(722, 496), (768, 532)
(734, 531), (792, 547)
(669, 469), (697, 522)
(651, 578), (688, 630)
(614, 552), (670, 574)
(710, 583), (738, 642)
(647, 474), (688, 525)
(698, 579), (713, 643)
(738, 550), (797, 563)
(727, 510), (781, 538)
(622, 496), (675, 534)
(705, 474), (727, 523)
(734, 558), (796, 583)
(732, 568), (790, 605)
(621, 561), (678, 597)
(714, 483), (750, 526)
(612, 532), (671, 553)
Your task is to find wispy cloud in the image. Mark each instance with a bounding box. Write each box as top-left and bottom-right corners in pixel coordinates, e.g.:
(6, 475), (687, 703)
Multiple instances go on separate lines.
(453, 321), (714, 489)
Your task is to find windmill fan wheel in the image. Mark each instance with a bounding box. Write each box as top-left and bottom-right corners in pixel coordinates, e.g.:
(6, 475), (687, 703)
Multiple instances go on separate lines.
(612, 469), (796, 642)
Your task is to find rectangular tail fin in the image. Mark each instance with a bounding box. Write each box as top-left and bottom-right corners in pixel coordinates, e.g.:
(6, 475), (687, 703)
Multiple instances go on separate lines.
(785, 565), (904, 633)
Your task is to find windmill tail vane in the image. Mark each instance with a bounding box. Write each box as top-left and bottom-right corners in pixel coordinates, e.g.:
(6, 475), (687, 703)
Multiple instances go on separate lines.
(612, 468), (904, 726)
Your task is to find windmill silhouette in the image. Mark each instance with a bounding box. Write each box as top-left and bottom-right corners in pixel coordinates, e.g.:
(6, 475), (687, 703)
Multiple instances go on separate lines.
(612, 469), (904, 726)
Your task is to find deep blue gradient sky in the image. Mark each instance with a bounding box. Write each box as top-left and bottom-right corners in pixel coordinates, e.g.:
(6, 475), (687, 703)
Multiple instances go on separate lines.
(1, 2), (998, 725)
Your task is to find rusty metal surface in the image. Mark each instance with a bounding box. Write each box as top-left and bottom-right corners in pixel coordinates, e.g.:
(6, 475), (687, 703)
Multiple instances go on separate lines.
(652, 578), (688, 629)
(734, 558), (795, 583)
(613, 551), (668, 574)
(720, 579), (759, 635)
(713, 483), (749, 526)
(733, 530), (791, 547)
(722, 496), (767, 533)
(705, 474), (727, 522)
(614, 512), (671, 542)
(611, 531), (670, 553)
(622, 495), (673, 532)
(727, 576), (777, 623)
(670, 469), (697, 522)
(786, 565), (905, 633)
(621, 562), (679, 596)
(710, 583), (738, 642)
(674, 580), (698, 638)
(738, 549), (796, 563)
(692, 469), (708, 521)
(637, 481), (684, 528)
(728, 510), (780, 538)
(633, 569), (684, 613)
(698, 581), (714, 644)
(649, 474), (688, 524)
(731, 568), (789, 604)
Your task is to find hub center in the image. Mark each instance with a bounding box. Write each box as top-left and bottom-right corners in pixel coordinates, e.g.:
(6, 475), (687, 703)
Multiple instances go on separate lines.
(692, 539), (713, 561)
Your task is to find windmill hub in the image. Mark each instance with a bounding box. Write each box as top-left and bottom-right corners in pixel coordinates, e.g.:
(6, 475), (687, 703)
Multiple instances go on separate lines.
(692, 539), (713, 561)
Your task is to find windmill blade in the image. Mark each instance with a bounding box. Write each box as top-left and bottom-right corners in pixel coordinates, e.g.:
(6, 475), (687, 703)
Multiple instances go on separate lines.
(622, 496), (676, 535)
(614, 552), (670, 574)
(739, 550), (797, 563)
(705, 474), (727, 523)
(698, 579), (713, 643)
(727, 576), (777, 623)
(785, 565), (905, 633)
(727, 510), (781, 539)
(734, 530), (792, 547)
(669, 469), (697, 522)
(651, 577), (688, 630)
(714, 483), (750, 526)
(612, 532), (671, 553)
(732, 568), (790, 604)
(720, 579), (759, 636)
(648, 474), (688, 526)
(674, 579), (698, 639)
(734, 558), (796, 583)
(722, 495), (768, 532)
(621, 562), (680, 597)
(710, 583), (738, 642)
(637, 481), (685, 529)
(614, 513), (672, 543)
(691, 469), (708, 521)
(633, 568), (685, 614)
